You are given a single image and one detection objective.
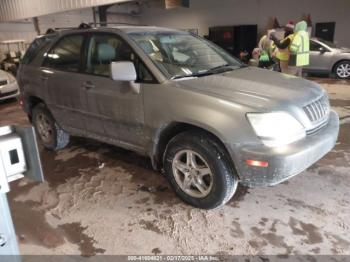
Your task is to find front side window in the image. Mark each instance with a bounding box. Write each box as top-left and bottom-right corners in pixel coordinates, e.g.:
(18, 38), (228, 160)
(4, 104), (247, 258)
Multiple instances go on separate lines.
(85, 33), (155, 82)
(85, 34), (135, 77)
(44, 34), (84, 72)
(317, 38), (337, 48)
(310, 41), (323, 51)
(129, 31), (242, 79)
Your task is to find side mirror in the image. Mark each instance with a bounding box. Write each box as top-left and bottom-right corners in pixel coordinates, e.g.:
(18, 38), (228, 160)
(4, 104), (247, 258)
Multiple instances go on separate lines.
(110, 61), (137, 82)
(319, 47), (327, 53)
(110, 61), (140, 94)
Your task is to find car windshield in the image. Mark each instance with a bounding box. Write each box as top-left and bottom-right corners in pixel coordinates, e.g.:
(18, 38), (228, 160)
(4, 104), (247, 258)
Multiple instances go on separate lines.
(316, 38), (337, 48)
(129, 31), (243, 79)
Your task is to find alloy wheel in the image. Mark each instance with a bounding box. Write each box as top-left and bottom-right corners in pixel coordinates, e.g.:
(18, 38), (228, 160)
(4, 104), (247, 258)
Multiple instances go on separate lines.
(172, 149), (213, 198)
(336, 63), (350, 78)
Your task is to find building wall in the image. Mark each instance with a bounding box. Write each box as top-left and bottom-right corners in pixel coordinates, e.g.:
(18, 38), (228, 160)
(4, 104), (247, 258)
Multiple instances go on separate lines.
(0, 0), (349, 53)
(38, 8), (94, 34)
(0, 0), (133, 22)
(140, 0), (350, 47)
(0, 7), (139, 53)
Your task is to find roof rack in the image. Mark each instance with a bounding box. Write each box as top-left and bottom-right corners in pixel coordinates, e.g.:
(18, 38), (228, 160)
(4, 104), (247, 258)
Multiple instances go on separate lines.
(44, 22), (146, 35)
(78, 23), (92, 29)
(88, 22), (145, 27)
(45, 23), (92, 34)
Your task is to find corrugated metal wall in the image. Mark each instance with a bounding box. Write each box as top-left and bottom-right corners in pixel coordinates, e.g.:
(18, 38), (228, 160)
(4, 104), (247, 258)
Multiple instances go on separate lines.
(0, 0), (132, 22)
(0, 6), (139, 53)
(0, 22), (36, 52)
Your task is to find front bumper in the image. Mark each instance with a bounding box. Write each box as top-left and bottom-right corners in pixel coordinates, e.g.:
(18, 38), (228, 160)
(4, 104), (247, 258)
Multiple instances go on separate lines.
(0, 81), (19, 101)
(235, 110), (339, 187)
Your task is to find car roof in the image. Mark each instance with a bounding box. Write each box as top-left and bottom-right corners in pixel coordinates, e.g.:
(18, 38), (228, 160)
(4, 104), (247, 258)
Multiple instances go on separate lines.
(48, 25), (186, 37)
(111, 25), (184, 34)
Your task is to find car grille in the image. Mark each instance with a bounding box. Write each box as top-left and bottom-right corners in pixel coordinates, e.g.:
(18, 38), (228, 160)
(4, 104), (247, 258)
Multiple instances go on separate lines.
(0, 80), (8, 86)
(0, 90), (17, 98)
(304, 95), (330, 135)
(304, 95), (330, 123)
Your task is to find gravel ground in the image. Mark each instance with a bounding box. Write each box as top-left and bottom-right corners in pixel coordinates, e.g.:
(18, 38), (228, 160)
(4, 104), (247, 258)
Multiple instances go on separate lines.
(0, 77), (349, 256)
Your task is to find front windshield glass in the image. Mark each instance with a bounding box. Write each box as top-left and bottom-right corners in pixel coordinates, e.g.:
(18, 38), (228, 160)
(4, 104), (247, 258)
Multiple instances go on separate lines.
(317, 38), (337, 48)
(129, 31), (242, 79)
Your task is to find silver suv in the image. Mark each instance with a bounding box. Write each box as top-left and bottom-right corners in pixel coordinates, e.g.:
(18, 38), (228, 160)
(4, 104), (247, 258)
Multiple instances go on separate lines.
(18, 25), (339, 209)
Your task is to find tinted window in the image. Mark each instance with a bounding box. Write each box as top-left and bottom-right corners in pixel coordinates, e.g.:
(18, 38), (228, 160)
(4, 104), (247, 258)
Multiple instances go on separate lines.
(21, 35), (56, 65)
(44, 34), (84, 72)
(310, 41), (322, 51)
(85, 33), (155, 82)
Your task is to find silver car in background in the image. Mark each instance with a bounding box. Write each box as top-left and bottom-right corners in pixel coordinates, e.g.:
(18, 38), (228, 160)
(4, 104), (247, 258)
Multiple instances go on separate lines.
(305, 38), (350, 79)
(0, 69), (19, 101)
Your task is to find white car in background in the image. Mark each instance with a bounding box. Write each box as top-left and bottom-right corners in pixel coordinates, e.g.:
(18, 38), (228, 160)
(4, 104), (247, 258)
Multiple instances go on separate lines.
(0, 69), (19, 101)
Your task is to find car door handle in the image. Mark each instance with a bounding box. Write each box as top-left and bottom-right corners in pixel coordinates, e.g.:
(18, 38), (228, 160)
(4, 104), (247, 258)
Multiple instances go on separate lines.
(83, 81), (95, 90)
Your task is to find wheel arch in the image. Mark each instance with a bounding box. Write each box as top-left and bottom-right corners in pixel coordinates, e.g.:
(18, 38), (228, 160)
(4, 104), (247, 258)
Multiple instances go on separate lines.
(332, 59), (350, 73)
(25, 95), (46, 121)
(151, 122), (238, 178)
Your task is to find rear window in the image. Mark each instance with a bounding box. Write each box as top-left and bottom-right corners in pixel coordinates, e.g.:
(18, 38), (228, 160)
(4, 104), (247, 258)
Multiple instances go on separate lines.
(21, 35), (56, 65)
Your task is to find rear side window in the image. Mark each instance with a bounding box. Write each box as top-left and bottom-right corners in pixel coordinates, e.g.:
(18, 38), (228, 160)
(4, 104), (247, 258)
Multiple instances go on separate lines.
(21, 35), (55, 65)
(43, 34), (84, 72)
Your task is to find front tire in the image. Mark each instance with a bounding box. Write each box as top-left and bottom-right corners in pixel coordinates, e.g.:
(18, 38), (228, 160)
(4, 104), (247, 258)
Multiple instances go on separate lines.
(163, 131), (238, 209)
(32, 103), (70, 150)
(334, 61), (350, 79)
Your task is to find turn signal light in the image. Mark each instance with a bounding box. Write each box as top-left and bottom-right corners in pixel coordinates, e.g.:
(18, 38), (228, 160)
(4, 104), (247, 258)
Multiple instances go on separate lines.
(246, 160), (269, 168)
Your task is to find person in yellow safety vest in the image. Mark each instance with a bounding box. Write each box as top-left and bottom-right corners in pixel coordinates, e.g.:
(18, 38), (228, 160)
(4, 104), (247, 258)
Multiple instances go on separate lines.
(270, 21), (295, 74)
(288, 20), (310, 77)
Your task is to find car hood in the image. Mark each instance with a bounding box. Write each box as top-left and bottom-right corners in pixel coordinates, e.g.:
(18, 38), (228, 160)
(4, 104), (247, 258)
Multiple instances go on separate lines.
(339, 47), (350, 53)
(0, 70), (9, 81)
(174, 67), (324, 111)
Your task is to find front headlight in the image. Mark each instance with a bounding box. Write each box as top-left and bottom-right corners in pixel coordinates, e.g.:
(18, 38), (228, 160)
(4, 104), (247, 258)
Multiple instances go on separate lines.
(6, 72), (16, 83)
(247, 112), (306, 147)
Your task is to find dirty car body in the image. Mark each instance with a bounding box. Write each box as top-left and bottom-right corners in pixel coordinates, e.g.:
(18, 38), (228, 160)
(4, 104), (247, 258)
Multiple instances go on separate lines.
(17, 26), (339, 209)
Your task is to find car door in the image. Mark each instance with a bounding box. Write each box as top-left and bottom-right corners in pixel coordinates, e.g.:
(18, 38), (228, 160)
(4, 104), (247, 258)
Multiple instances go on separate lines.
(41, 33), (89, 131)
(80, 32), (152, 151)
(308, 40), (333, 72)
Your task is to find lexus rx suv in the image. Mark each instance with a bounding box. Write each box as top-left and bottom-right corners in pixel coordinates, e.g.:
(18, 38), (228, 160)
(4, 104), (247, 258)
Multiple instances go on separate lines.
(17, 25), (339, 209)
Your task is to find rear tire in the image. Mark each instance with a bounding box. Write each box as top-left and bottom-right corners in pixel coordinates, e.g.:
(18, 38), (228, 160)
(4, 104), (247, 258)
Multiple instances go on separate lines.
(334, 61), (350, 79)
(32, 104), (70, 150)
(163, 131), (238, 209)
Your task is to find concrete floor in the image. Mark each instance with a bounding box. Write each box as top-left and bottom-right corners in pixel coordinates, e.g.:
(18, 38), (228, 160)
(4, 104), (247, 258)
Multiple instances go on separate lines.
(0, 77), (350, 256)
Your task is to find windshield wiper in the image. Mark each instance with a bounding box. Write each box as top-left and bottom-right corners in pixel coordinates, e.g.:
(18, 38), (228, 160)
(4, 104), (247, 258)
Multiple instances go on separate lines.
(208, 64), (230, 71)
(171, 71), (214, 80)
(170, 64), (243, 80)
(206, 64), (242, 74)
